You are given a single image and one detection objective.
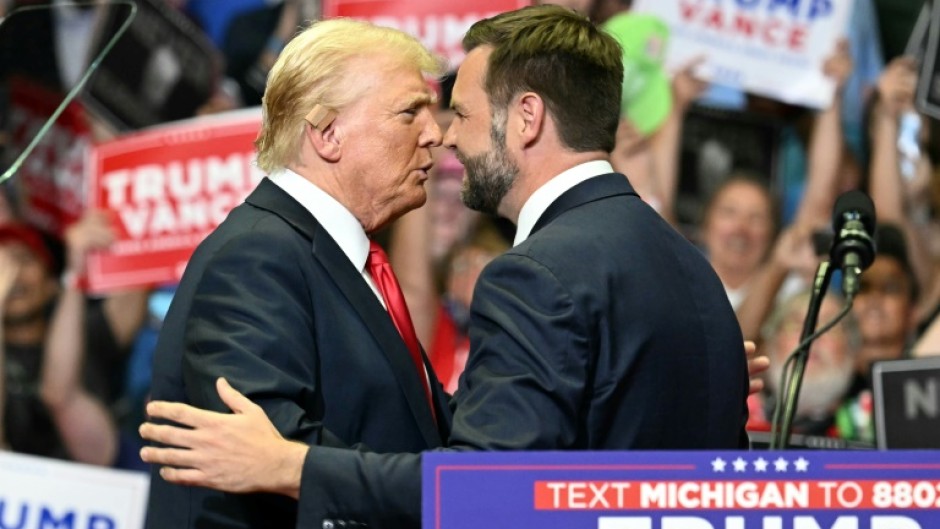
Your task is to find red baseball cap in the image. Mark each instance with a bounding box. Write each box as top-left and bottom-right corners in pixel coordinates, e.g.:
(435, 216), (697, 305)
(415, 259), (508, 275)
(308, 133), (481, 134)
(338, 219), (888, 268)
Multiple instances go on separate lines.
(0, 223), (54, 270)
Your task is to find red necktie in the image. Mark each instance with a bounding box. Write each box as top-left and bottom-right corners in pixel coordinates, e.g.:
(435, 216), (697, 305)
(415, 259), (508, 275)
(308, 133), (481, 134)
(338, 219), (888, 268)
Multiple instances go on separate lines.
(367, 241), (435, 418)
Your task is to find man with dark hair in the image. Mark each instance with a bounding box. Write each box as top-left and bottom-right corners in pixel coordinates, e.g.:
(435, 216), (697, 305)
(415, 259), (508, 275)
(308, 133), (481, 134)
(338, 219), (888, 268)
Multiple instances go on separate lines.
(140, 6), (749, 528)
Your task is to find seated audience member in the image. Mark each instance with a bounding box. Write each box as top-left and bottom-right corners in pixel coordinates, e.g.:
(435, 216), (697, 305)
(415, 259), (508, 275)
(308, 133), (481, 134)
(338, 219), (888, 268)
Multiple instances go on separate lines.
(748, 290), (860, 439)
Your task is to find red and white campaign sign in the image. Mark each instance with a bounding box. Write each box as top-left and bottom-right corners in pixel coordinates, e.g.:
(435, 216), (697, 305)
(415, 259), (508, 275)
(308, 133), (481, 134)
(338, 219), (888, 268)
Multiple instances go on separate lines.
(323, 0), (531, 67)
(8, 76), (90, 235)
(86, 107), (263, 292)
(633, 0), (854, 109)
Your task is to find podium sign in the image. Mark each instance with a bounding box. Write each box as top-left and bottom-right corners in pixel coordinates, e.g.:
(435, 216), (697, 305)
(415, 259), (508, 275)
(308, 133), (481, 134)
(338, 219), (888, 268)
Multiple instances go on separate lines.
(424, 451), (940, 528)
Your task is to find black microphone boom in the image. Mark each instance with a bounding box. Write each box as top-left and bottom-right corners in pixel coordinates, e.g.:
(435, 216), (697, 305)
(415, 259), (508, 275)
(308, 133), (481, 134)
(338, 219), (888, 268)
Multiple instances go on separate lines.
(770, 190), (876, 449)
(829, 190), (877, 298)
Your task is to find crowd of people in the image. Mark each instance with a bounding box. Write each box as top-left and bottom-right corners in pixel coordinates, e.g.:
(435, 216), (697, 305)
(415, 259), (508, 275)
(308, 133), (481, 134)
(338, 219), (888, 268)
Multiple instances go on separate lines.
(0, 0), (937, 483)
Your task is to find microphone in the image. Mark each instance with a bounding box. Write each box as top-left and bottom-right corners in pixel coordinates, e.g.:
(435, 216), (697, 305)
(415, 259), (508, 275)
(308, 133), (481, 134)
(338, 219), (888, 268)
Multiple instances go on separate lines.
(829, 190), (876, 298)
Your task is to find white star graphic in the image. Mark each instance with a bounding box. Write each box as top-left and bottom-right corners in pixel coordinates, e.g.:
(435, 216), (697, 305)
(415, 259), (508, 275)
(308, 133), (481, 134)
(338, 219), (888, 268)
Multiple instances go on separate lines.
(711, 457), (727, 472)
(753, 457), (769, 472)
(794, 457), (810, 472)
(732, 457), (748, 472)
(774, 457), (789, 472)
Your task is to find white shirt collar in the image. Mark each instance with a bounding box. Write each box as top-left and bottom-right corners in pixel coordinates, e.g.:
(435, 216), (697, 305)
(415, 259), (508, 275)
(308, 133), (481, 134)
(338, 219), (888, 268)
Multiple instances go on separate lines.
(513, 160), (613, 246)
(268, 169), (370, 272)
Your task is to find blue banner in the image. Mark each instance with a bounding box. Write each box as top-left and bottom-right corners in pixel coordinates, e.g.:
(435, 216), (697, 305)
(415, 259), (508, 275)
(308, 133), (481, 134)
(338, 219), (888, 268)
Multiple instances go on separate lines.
(423, 451), (940, 529)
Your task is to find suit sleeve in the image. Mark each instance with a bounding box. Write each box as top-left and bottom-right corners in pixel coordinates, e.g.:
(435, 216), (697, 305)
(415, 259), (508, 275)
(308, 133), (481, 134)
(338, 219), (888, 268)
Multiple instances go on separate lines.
(297, 445), (423, 528)
(449, 252), (590, 449)
(293, 253), (588, 527)
(182, 224), (325, 446)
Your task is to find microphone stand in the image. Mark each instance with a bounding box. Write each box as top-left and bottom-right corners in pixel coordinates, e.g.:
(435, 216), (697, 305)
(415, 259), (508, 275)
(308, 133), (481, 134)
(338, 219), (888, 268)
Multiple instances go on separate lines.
(769, 260), (833, 449)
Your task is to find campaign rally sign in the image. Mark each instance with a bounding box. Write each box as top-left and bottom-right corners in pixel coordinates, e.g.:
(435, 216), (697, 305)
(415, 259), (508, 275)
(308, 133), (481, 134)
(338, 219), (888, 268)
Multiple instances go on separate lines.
(0, 450), (148, 529)
(424, 450), (940, 528)
(6, 76), (90, 235)
(322, 0), (530, 68)
(632, 0), (853, 109)
(86, 108), (263, 292)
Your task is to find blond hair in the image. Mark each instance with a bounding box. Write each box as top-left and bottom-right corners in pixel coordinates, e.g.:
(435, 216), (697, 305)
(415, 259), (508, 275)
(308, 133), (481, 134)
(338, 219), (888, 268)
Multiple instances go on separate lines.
(255, 19), (444, 172)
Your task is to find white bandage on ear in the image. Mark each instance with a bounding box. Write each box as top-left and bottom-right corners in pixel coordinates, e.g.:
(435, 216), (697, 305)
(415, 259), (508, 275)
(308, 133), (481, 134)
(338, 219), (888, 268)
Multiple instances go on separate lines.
(305, 104), (337, 130)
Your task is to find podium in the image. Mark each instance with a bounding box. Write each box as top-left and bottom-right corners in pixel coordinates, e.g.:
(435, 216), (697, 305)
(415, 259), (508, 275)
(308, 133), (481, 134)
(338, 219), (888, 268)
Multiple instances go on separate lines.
(424, 450), (940, 528)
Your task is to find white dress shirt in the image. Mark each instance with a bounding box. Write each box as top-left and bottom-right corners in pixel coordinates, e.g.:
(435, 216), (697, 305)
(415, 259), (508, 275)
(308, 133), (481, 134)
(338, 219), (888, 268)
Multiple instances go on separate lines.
(513, 160), (614, 246)
(269, 169), (385, 306)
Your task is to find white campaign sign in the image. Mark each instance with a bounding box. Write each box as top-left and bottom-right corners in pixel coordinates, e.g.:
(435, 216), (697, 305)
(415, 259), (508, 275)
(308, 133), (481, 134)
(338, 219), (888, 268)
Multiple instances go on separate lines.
(0, 450), (149, 529)
(633, 0), (854, 109)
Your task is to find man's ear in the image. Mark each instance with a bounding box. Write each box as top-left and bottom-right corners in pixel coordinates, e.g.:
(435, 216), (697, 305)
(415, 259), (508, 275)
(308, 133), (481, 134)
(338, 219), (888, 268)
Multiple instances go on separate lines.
(306, 120), (341, 162)
(516, 92), (545, 147)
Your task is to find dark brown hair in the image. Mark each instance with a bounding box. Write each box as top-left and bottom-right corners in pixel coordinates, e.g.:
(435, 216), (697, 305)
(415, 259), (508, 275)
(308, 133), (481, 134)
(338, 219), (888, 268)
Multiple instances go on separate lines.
(463, 5), (623, 153)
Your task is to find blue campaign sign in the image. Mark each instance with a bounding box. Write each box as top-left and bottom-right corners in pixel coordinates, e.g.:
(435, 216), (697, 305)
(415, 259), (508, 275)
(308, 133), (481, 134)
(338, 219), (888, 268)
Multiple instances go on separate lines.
(423, 451), (940, 529)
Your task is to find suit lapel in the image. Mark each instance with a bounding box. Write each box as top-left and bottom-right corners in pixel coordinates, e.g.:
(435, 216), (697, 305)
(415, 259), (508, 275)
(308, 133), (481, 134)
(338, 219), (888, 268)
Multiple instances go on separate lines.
(245, 178), (318, 240)
(530, 173), (639, 237)
(247, 179), (443, 446)
(311, 235), (443, 446)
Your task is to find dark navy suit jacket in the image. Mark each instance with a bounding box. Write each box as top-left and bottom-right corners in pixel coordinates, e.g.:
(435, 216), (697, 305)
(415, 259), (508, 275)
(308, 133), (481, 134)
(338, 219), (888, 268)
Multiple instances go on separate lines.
(145, 178), (451, 529)
(297, 173), (749, 527)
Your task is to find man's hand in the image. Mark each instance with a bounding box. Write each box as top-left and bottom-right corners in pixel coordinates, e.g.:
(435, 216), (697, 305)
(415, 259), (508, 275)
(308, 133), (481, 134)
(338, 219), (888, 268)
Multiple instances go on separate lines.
(746, 340), (769, 395)
(139, 378), (309, 499)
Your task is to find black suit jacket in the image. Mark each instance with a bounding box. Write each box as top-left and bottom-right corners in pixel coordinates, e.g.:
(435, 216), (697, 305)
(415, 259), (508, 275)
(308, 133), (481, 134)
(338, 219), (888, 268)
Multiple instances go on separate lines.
(145, 178), (451, 529)
(297, 173), (749, 527)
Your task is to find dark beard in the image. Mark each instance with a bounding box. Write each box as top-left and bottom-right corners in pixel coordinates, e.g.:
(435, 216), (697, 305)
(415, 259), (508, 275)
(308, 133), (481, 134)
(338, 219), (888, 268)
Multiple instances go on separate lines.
(458, 118), (518, 215)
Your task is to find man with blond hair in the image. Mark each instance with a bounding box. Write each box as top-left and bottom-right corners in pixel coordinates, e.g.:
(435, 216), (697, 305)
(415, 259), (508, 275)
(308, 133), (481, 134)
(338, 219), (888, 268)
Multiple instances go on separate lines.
(143, 5), (749, 529)
(145, 18), (451, 529)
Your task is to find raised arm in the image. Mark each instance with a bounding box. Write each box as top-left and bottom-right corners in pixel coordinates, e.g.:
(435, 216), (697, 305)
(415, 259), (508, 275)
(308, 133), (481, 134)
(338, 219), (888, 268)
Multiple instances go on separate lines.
(868, 56), (935, 318)
(735, 40), (852, 340)
(796, 38), (852, 228)
(40, 211), (120, 465)
(649, 57), (708, 225)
